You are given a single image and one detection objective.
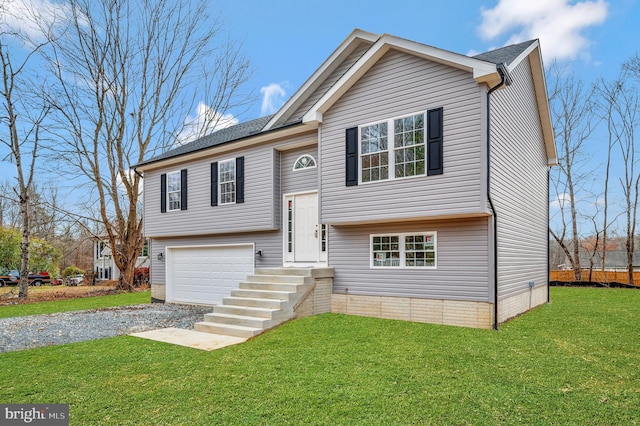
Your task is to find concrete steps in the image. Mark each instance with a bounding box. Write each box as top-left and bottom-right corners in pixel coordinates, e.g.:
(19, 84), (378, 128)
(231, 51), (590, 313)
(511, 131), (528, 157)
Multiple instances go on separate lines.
(194, 268), (314, 338)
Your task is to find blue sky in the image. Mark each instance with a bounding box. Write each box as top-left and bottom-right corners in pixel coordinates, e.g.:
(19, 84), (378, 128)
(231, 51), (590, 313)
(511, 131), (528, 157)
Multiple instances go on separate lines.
(210, 0), (638, 121)
(1, 0), (639, 227)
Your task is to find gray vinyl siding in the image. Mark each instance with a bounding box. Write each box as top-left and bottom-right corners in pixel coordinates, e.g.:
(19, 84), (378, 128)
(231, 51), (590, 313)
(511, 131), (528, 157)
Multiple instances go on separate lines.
(490, 57), (549, 300)
(150, 232), (282, 286)
(320, 49), (486, 225)
(329, 218), (490, 301)
(280, 145), (319, 195)
(143, 132), (315, 237)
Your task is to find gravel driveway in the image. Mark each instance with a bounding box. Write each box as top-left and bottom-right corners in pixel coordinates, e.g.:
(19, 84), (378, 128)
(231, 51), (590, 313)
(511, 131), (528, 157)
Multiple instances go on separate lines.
(0, 304), (212, 353)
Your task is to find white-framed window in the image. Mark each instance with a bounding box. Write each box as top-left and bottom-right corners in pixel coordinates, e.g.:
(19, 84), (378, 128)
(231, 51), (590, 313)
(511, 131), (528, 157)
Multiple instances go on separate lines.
(370, 232), (436, 269)
(293, 154), (316, 171)
(167, 171), (182, 211)
(219, 159), (236, 204)
(360, 113), (425, 183)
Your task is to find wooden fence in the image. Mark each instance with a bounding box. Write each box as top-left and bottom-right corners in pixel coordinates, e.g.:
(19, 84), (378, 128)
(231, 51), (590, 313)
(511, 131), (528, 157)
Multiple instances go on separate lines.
(550, 270), (640, 286)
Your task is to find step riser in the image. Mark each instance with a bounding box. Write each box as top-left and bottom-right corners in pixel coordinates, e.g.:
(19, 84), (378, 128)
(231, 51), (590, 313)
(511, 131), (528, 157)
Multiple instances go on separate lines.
(223, 297), (284, 309)
(203, 313), (271, 328)
(240, 282), (301, 292)
(246, 275), (308, 284)
(214, 305), (275, 318)
(255, 268), (312, 277)
(231, 289), (292, 300)
(194, 322), (260, 338)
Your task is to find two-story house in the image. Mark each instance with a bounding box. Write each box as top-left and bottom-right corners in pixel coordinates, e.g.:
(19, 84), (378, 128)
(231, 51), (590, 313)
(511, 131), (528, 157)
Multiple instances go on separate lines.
(134, 30), (556, 333)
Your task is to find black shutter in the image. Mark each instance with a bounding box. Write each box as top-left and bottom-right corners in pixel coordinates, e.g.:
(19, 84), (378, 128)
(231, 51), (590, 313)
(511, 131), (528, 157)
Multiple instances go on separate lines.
(211, 162), (218, 206)
(345, 127), (358, 186)
(236, 156), (244, 204)
(427, 107), (444, 176)
(180, 169), (188, 210)
(160, 173), (167, 213)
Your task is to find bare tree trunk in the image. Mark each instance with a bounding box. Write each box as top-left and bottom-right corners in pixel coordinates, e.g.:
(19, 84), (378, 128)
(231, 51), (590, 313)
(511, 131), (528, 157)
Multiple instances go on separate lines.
(599, 64), (639, 286)
(41, 0), (251, 291)
(548, 64), (596, 281)
(0, 31), (49, 298)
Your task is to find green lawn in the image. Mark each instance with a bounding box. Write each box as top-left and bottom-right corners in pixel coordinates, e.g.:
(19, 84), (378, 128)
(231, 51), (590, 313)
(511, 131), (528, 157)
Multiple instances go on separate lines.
(1, 287), (638, 425)
(0, 290), (150, 318)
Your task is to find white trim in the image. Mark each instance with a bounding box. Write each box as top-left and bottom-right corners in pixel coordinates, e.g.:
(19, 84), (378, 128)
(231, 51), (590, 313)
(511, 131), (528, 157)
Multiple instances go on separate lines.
(302, 34), (500, 124)
(358, 111), (426, 185)
(282, 191), (325, 265)
(166, 170), (182, 211)
(263, 29), (379, 131)
(369, 232), (437, 269)
(218, 158), (236, 205)
(293, 154), (317, 171)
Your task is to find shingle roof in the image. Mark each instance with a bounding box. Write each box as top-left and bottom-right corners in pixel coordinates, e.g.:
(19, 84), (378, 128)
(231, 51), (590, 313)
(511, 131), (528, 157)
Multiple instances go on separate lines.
(135, 114), (279, 167)
(472, 40), (536, 66)
(135, 39), (538, 169)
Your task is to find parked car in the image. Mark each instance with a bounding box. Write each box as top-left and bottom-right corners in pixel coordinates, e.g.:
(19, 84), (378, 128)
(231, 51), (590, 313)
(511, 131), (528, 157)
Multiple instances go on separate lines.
(52, 277), (64, 286)
(67, 274), (84, 286)
(0, 270), (51, 286)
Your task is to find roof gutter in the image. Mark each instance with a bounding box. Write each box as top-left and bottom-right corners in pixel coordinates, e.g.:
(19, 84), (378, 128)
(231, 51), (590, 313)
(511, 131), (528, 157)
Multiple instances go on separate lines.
(133, 119), (308, 172)
(487, 63), (511, 330)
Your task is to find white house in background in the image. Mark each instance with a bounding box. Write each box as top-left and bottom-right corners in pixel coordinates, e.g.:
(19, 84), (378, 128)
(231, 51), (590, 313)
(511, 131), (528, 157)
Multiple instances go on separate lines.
(133, 29), (556, 331)
(93, 238), (150, 282)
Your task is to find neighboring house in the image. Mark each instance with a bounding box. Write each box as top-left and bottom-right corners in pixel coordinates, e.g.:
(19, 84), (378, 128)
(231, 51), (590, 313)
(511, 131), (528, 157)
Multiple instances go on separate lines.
(134, 30), (556, 330)
(94, 238), (150, 282)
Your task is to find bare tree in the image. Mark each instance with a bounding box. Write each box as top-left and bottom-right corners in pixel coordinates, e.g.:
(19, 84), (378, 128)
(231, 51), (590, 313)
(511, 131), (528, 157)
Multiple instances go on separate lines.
(548, 63), (598, 280)
(42, 0), (252, 290)
(599, 64), (640, 285)
(0, 10), (51, 298)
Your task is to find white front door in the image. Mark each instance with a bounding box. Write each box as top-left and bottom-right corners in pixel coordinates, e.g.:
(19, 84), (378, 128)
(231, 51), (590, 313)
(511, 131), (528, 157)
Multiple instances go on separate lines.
(285, 192), (323, 263)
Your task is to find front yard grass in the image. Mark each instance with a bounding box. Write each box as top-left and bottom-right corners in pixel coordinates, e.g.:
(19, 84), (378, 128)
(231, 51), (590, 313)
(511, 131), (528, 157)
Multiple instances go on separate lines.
(0, 287), (638, 424)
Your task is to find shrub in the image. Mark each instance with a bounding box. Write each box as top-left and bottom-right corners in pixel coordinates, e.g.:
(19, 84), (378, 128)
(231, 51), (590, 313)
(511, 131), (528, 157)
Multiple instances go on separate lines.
(133, 267), (149, 287)
(62, 266), (85, 277)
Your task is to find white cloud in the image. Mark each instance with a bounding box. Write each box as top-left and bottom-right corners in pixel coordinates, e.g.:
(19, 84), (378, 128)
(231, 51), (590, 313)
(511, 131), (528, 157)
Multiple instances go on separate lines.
(0, 0), (70, 41)
(550, 192), (571, 209)
(177, 102), (239, 146)
(116, 169), (143, 198)
(478, 0), (609, 61)
(260, 83), (287, 116)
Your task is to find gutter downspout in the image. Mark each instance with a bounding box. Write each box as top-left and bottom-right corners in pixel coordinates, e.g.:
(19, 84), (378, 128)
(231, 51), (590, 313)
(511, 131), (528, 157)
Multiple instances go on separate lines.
(487, 64), (512, 330)
(547, 167), (551, 304)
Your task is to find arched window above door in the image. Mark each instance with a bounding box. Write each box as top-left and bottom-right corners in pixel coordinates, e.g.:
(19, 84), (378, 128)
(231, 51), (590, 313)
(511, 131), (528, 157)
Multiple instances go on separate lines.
(293, 154), (317, 171)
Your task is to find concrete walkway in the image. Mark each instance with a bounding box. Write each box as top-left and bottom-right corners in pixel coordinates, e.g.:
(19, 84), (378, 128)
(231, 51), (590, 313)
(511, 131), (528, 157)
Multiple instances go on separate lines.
(130, 327), (247, 351)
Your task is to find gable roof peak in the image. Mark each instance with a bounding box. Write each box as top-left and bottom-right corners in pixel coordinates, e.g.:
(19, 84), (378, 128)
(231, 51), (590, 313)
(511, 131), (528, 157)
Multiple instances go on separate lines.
(473, 39), (538, 67)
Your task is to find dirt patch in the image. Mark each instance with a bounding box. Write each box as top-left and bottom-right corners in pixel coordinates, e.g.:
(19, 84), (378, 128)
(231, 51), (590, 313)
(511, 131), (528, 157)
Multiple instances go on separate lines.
(0, 285), (121, 305)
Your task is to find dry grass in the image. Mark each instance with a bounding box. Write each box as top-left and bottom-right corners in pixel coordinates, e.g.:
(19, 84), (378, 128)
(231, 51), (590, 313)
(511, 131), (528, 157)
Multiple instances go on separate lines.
(0, 284), (120, 306)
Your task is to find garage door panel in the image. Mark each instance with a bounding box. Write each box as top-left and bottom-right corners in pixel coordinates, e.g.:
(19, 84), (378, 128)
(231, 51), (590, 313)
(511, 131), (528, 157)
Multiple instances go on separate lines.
(167, 244), (254, 305)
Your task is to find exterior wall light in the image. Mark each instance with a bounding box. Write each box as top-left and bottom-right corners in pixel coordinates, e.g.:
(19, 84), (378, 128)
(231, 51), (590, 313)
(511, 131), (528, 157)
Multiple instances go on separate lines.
(157, 252), (164, 261)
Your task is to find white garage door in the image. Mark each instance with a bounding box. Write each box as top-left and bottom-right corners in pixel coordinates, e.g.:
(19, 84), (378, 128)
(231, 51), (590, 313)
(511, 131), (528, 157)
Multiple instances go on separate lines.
(166, 244), (254, 305)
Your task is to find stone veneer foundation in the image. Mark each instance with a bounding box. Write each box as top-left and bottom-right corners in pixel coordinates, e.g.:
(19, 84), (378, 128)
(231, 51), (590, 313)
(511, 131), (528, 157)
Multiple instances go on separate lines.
(331, 294), (495, 329)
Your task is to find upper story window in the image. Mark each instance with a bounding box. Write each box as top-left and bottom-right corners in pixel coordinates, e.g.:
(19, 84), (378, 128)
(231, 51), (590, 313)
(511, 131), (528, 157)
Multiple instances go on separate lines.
(219, 159), (236, 204)
(345, 108), (442, 187)
(167, 171), (182, 211)
(211, 157), (244, 206)
(160, 169), (187, 213)
(360, 113), (424, 183)
(293, 154), (316, 171)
